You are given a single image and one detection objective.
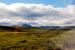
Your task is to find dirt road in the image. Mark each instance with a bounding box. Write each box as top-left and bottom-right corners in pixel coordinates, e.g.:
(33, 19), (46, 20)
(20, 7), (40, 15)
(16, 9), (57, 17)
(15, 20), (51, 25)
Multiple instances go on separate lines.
(51, 29), (75, 50)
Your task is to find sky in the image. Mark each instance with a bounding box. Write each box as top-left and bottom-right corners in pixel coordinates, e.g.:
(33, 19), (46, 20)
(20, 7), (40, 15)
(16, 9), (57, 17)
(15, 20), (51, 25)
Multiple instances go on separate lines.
(0, 0), (73, 7)
(0, 0), (75, 26)
(72, 0), (75, 5)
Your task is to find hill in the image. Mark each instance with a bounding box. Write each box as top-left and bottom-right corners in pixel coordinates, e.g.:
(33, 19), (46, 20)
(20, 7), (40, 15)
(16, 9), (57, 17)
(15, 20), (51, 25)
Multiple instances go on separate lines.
(0, 25), (71, 50)
(0, 26), (16, 31)
(0, 25), (75, 50)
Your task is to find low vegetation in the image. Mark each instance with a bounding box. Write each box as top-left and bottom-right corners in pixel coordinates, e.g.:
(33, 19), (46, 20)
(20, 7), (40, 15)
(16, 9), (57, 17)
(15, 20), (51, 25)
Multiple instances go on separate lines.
(0, 26), (69, 50)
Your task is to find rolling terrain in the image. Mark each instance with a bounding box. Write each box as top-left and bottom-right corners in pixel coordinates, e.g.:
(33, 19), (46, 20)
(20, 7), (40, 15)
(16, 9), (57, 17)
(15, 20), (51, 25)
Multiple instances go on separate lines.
(0, 25), (74, 50)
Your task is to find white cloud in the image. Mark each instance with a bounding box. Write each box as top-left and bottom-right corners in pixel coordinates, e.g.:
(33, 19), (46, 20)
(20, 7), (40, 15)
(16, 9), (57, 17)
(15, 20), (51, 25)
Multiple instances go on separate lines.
(0, 3), (75, 26)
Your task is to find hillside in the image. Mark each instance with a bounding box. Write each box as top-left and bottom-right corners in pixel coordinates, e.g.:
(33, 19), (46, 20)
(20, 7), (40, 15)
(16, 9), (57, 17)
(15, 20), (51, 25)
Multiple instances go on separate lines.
(0, 25), (74, 50)
(0, 26), (70, 50)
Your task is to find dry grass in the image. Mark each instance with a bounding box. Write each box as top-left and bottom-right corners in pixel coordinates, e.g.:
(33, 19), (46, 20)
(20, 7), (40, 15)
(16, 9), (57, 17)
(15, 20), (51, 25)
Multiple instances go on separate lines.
(0, 28), (68, 50)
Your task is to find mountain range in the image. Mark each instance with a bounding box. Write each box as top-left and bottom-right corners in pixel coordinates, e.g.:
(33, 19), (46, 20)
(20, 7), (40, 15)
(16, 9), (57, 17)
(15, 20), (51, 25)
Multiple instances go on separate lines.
(0, 23), (75, 32)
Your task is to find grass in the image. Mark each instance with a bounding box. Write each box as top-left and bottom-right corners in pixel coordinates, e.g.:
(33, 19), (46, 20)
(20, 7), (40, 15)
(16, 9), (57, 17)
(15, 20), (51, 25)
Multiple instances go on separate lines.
(0, 28), (69, 50)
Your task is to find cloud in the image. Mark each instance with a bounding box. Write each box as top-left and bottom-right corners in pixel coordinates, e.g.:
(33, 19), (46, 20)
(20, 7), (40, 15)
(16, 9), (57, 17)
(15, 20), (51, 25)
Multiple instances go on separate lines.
(0, 3), (75, 26)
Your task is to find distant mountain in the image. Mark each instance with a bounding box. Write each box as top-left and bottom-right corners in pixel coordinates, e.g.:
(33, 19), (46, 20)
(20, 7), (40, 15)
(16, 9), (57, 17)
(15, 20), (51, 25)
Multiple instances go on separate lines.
(22, 24), (32, 28)
(0, 22), (75, 30)
(39, 26), (63, 29)
(21, 24), (64, 29)
(38, 26), (75, 30)
(62, 26), (75, 30)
